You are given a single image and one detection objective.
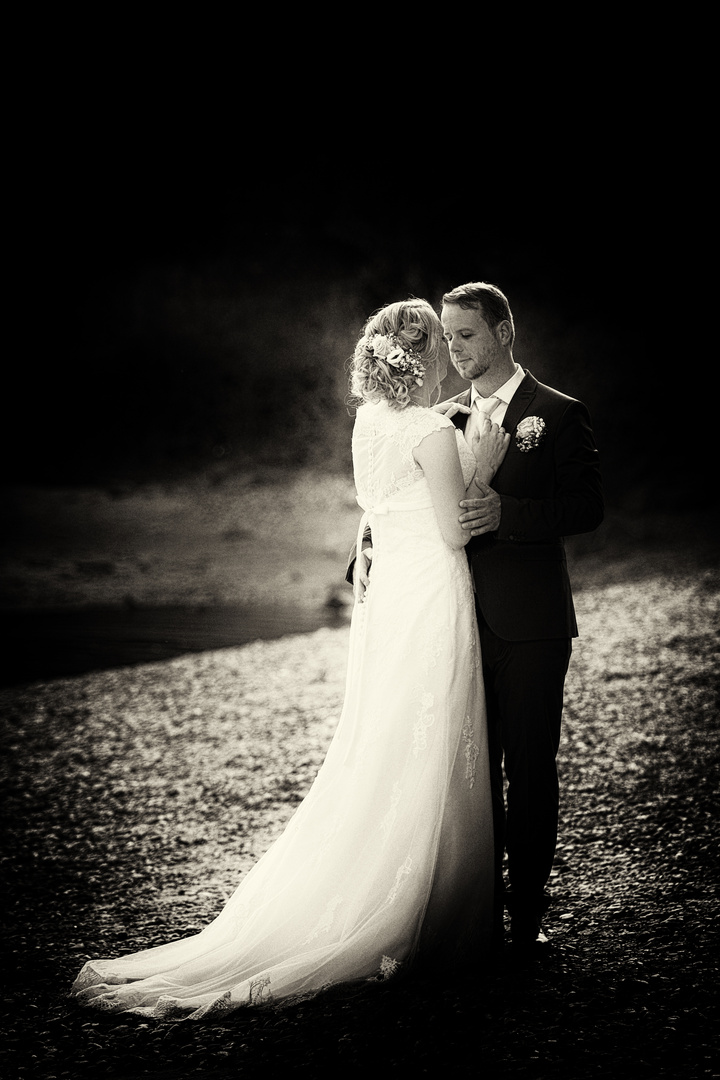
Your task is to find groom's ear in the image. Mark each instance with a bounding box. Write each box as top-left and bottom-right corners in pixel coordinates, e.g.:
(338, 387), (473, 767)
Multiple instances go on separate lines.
(494, 320), (513, 346)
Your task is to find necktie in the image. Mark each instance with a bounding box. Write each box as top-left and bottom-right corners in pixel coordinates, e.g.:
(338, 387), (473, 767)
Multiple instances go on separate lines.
(466, 395), (500, 445)
(474, 394), (500, 420)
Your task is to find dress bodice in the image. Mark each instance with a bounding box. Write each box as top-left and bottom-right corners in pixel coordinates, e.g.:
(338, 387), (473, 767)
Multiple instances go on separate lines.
(352, 402), (476, 516)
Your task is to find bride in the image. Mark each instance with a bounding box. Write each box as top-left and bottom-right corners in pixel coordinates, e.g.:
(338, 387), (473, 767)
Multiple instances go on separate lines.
(72, 298), (510, 1019)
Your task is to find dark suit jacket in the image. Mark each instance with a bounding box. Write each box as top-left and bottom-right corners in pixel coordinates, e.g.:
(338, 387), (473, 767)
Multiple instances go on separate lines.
(450, 370), (603, 641)
(346, 370), (603, 642)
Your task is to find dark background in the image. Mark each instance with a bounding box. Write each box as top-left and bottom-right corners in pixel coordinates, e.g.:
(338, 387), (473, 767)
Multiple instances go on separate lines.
(4, 73), (703, 523)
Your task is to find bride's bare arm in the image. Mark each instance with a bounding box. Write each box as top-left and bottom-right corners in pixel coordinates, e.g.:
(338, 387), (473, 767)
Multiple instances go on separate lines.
(413, 427), (470, 550)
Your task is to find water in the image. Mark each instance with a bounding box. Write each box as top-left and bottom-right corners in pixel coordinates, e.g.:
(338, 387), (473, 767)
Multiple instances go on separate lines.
(0, 604), (351, 688)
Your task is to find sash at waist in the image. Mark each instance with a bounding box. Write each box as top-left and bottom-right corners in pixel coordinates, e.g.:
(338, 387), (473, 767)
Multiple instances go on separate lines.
(354, 492), (435, 593)
(355, 493), (435, 516)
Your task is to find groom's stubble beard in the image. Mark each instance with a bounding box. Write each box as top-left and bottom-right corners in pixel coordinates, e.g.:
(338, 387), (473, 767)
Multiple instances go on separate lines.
(452, 356), (492, 382)
(451, 331), (507, 386)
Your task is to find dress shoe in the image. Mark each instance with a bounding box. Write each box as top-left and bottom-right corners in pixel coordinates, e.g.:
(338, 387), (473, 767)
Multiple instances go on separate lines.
(510, 911), (552, 960)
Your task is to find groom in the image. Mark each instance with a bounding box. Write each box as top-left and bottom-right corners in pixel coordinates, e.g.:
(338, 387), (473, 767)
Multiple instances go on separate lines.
(439, 281), (603, 953)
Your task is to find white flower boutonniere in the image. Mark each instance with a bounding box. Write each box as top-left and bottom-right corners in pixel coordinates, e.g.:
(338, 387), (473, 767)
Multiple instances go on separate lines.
(515, 415), (546, 452)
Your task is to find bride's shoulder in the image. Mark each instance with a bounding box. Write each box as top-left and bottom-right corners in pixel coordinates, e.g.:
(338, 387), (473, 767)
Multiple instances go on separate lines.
(388, 406), (455, 460)
(401, 406), (454, 436)
(354, 402), (452, 441)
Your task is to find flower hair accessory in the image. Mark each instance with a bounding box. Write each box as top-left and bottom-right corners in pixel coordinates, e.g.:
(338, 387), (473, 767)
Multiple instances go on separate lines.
(515, 415), (546, 452)
(366, 333), (425, 386)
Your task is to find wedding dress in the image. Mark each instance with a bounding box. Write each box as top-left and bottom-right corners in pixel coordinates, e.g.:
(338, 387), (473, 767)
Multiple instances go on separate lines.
(72, 403), (494, 1019)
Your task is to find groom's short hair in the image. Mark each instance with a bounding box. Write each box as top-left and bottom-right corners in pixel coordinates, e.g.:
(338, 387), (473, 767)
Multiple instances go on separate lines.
(442, 282), (515, 347)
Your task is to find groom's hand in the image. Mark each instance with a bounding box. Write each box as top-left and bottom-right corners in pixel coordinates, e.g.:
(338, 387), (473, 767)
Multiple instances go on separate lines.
(459, 483), (502, 536)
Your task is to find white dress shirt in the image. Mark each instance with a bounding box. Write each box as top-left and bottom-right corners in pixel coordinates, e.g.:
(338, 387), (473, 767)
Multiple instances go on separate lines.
(465, 364), (525, 446)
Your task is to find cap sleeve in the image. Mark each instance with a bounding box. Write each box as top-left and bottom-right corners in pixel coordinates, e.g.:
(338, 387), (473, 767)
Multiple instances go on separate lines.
(393, 408), (455, 464)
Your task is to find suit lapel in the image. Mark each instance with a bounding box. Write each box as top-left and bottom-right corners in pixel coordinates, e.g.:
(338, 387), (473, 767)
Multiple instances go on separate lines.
(501, 370), (537, 436)
(493, 370), (537, 486)
(449, 388), (473, 433)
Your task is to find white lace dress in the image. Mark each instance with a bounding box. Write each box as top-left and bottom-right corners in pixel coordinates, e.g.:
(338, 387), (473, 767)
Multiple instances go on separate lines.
(72, 402), (494, 1019)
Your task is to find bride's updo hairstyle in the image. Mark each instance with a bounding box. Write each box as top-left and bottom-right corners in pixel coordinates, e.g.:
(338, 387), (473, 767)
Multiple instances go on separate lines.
(350, 299), (443, 410)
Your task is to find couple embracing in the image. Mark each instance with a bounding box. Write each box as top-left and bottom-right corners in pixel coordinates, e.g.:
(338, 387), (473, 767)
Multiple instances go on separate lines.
(350, 282), (603, 954)
(73, 283), (603, 1018)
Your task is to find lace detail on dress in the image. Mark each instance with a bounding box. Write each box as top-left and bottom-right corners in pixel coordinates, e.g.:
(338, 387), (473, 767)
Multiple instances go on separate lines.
(72, 963), (103, 994)
(85, 991), (128, 1014)
(412, 691), (435, 754)
(380, 782), (402, 842)
(353, 403), (455, 508)
(247, 976), (272, 1007)
(304, 894), (344, 943)
(449, 545), (477, 618)
(155, 996), (191, 1019)
(462, 715), (480, 789)
(385, 857), (413, 904)
(417, 619), (446, 671)
(192, 994), (237, 1019)
(377, 955), (401, 980)
(391, 407), (454, 466)
(469, 613), (481, 671)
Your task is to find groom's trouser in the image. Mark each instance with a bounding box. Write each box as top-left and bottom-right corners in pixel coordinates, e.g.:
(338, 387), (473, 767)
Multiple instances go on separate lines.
(476, 605), (571, 925)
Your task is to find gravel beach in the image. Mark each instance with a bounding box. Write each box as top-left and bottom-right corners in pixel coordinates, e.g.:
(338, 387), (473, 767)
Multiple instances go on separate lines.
(1, 475), (718, 1077)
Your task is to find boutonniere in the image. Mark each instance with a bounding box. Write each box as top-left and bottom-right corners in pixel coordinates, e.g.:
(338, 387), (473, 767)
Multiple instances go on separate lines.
(515, 416), (546, 452)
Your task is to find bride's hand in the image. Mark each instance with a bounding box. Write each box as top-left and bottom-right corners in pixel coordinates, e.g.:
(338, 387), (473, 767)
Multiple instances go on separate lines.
(433, 401), (472, 418)
(353, 545), (373, 604)
(471, 416), (510, 483)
